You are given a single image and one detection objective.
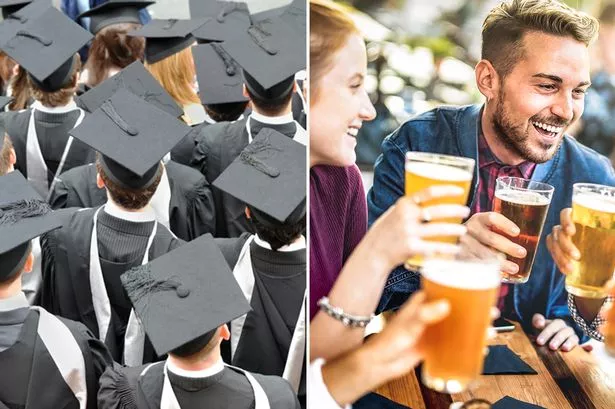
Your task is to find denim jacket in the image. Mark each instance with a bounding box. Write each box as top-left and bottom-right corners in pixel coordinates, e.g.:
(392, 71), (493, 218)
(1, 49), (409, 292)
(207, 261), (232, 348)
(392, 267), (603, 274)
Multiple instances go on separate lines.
(367, 104), (615, 339)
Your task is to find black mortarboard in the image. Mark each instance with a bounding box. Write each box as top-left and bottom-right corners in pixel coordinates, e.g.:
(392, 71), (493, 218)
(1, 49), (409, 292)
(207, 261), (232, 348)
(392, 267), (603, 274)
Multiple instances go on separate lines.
(193, 43), (247, 105)
(121, 234), (251, 357)
(0, 171), (62, 280)
(221, 16), (305, 100)
(0, 7), (92, 92)
(70, 88), (190, 189)
(77, 0), (155, 34)
(213, 128), (306, 225)
(0, 0), (31, 19)
(190, 0), (250, 43)
(0, 0), (50, 47)
(76, 60), (182, 118)
(127, 18), (209, 64)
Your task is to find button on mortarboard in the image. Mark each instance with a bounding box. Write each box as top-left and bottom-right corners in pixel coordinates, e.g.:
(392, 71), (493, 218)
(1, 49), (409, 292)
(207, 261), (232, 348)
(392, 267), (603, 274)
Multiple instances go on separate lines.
(121, 234), (251, 357)
(127, 18), (209, 64)
(0, 6), (92, 91)
(70, 88), (191, 189)
(221, 15), (305, 95)
(213, 128), (306, 224)
(0, 171), (62, 259)
(76, 60), (183, 118)
(190, 0), (251, 43)
(77, 0), (155, 34)
(192, 43), (248, 105)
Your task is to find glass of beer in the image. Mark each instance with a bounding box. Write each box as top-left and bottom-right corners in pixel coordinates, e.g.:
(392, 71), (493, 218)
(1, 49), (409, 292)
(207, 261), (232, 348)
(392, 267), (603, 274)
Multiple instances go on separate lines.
(566, 184), (615, 298)
(421, 259), (500, 393)
(405, 152), (475, 269)
(493, 177), (553, 284)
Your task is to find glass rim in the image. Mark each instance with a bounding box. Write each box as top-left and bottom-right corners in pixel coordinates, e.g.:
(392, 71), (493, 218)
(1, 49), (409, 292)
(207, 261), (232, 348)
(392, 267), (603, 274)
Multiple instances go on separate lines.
(573, 183), (615, 193)
(495, 176), (554, 193)
(421, 258), (501, 290)
(405, 151), (475, 169)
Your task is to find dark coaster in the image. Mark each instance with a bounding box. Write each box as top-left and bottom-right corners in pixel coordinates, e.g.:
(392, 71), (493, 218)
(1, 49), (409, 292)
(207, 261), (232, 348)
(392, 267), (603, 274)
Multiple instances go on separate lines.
(354, 392), (411, 409)
(483, 345), (537, 375)
(492, 396), (546, 409)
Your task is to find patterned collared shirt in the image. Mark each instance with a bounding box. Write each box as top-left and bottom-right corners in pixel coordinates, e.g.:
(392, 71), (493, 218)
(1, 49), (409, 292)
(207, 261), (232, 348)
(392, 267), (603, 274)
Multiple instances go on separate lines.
(568, 294), (614, 341)
(472, 131), (537, 314)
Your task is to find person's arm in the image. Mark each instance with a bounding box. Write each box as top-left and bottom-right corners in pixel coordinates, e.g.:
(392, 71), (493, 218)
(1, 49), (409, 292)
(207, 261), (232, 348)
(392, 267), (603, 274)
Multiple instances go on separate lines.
(311, 189), (469, 361)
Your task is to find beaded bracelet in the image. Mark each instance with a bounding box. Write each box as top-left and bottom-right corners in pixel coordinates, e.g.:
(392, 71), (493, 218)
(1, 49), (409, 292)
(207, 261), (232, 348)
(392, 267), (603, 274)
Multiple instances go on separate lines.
(317, 297), (375, 328)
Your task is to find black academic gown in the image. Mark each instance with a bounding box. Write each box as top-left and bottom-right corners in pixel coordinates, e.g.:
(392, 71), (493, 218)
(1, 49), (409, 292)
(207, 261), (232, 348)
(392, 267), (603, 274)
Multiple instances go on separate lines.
(97, 362), (301, 409)
(4, 108), (96, 187)
(39, 207), (183, 364)
(48, 161), (217, 240)
(170, 122), (211, 167)
(191, 118), (300, 238)
(0, 304), (113, 409)
(216, 234), (307, 408)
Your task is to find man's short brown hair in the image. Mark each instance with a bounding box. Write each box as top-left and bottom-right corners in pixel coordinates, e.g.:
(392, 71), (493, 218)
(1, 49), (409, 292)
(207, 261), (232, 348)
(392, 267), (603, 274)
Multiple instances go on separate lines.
(482, 0), (599, 77)
(0, 134), (14, 176)
(28, 54), (82, 107)
(96, 155), (162, 210)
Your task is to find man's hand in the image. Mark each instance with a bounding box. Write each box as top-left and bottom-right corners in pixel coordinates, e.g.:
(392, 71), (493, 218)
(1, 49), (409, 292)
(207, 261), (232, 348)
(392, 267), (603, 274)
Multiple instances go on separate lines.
(532, 313), (579, 352)
(460, 212), (526, 274)
(546, 208), (580, 275)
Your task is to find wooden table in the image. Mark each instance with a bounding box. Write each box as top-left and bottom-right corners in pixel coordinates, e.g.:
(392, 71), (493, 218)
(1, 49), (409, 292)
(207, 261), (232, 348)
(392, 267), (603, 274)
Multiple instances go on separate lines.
(374, 322), (615, 408)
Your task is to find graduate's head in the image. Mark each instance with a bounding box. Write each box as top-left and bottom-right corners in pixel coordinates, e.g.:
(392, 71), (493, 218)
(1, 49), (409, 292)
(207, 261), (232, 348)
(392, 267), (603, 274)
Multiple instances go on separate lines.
(0, 172), (62, 291)
(203, 101), (249, 122)
(121, 235), (251, 366)
(242, 73), (295, 117)
(309, 0), (376, 168)
(83, 23), (145, 88)
(246, 205), (306, 251)
(477, 0), (596, 164)
(96, 154), (163, 210)
(0, 134), (16, 176)
(146, 46), (199, 107)
(28, 53), (82, 108)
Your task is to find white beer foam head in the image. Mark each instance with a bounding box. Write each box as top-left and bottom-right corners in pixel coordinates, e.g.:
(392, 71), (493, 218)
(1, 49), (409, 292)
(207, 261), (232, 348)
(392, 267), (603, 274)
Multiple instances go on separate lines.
(421, 259), (501, 290)
(494, 189), (551, 206)
(405, 161), (472, 182)
(574, 192), (615, 214)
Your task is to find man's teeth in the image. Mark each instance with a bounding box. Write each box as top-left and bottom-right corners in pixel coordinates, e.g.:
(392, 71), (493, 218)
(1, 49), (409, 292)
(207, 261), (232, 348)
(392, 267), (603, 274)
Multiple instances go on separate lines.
(347, 128), (359, 137)
(533, 121), (563, 134)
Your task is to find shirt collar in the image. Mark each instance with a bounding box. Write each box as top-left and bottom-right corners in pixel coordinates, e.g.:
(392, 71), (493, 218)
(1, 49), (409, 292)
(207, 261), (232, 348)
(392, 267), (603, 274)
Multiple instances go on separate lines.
(250, 111), (294, 125)
(253, 235), (306, 252)
(166, 357), (225, 378)
(478, 128), (536, 178)
(0, 292), (29, 311)
(103, 200), (156, 223)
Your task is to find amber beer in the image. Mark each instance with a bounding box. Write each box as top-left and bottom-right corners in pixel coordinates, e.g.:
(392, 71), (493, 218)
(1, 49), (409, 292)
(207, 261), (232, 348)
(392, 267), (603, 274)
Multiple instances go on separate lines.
(492, 177), (553, 283)
(566, 184), (615, 298)
(405, 152), (474, 269)
(421, 259), (500, 393)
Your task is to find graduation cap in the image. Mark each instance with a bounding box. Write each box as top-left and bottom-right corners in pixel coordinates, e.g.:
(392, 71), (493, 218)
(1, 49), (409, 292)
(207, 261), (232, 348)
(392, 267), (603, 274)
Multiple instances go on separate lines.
(76, 60), (182, 118)
(0, 0), (50, 45)
(121, 234), (251, 357)
(127, 18), (209, 64)
(0, 6), (93, 92)
(77, 0), (155, 34)
(0, 0), (32, 19)
(213, 128), (306, 225)
(221, 16), (305, 101)
(70, 88), (191, 189)
(0, 171), (62, 281)
(192, 43), (247, 105)
(190, 0), (251, 43)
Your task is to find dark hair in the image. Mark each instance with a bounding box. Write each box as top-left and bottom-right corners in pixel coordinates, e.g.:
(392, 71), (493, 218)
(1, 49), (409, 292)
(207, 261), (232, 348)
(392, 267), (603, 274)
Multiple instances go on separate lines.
(170, 328), (220, 358)
(203, 101), (249, 122)
(0, 134), (13, 176)
(249, 207), (305, 251)
(96, 156), (162, 210)
(481, 0), (598, 77)
(245, 77), (295, 117)
(83, 23), (145, 88)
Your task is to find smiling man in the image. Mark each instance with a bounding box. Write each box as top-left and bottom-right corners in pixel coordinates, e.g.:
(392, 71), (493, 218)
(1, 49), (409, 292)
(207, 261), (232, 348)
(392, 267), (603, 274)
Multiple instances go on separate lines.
(368, 0), (615, 351)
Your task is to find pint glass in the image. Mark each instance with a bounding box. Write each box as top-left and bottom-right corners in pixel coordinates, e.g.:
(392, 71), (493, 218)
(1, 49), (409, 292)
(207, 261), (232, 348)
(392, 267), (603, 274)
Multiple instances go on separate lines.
(566, 184), (615, 298)
(405, 152), (474, 269)
(492, 177), (553, 283)
(421, 259), (500, 393)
